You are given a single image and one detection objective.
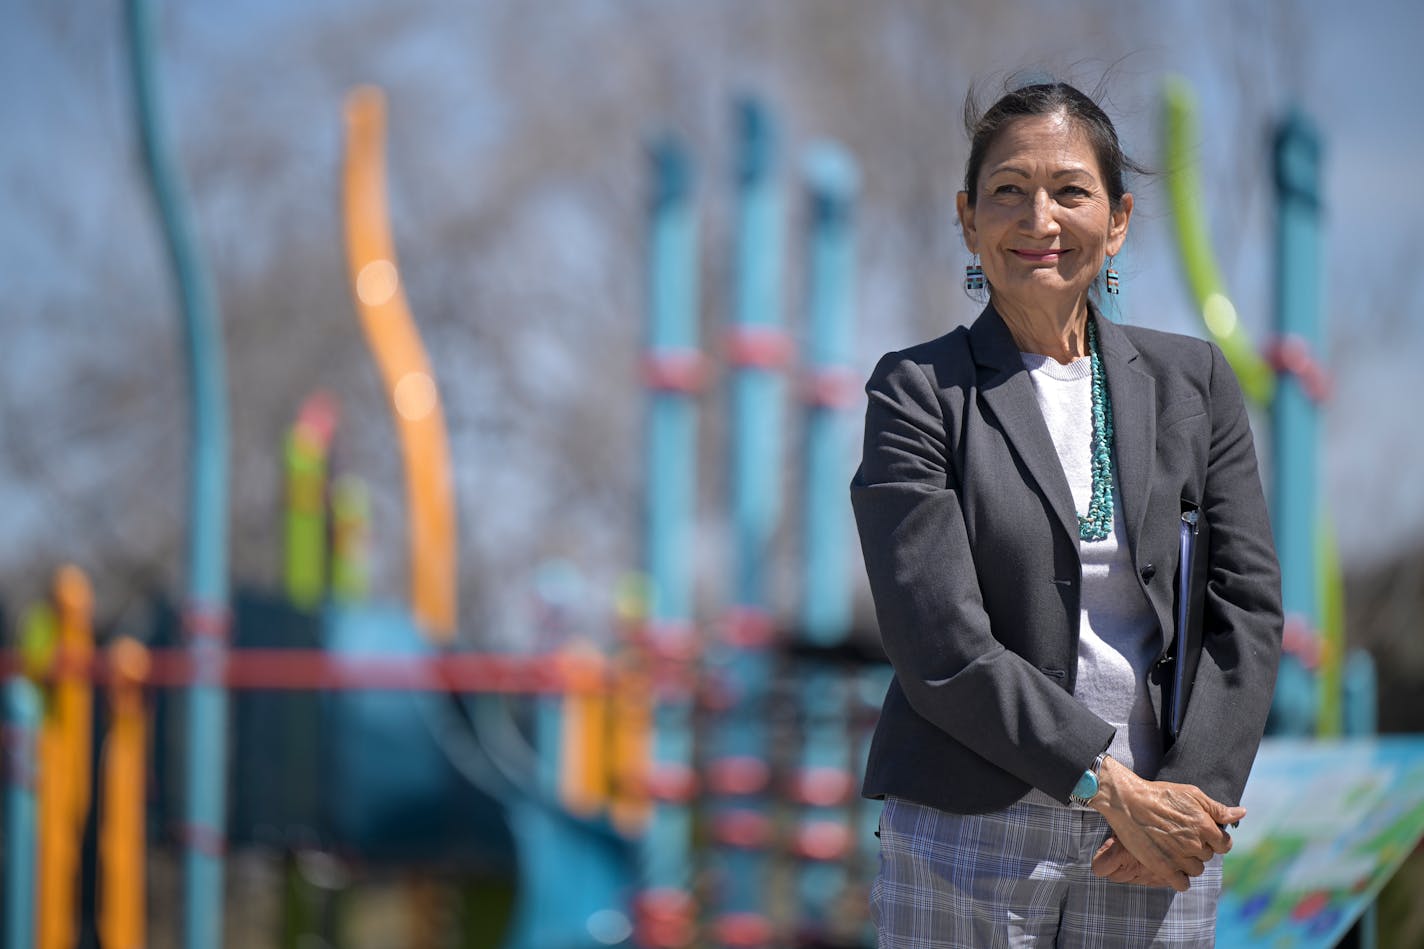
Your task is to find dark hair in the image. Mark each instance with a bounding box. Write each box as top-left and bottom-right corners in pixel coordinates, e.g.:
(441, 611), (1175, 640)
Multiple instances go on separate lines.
(962, 81), (1145, 209)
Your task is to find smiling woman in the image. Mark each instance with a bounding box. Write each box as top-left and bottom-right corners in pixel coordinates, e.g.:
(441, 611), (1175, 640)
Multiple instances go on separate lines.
(852, 78), (1283, 948)
(958, 113), (1130, 348)
(955, 83), (1141, 363)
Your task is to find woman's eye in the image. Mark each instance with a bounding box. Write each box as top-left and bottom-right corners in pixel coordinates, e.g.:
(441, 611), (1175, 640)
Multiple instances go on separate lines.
(1059, 186), (1090, 197)
(992, 184), (1022, 195)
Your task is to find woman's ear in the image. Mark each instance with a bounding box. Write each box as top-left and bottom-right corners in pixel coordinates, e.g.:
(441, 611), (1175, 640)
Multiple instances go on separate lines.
(1106, 192), (1133, 256)
(956, 190), (977, 253)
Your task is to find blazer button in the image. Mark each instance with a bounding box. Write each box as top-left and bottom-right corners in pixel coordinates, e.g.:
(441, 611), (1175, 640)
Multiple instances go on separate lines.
(1139, 563), (1156, 583)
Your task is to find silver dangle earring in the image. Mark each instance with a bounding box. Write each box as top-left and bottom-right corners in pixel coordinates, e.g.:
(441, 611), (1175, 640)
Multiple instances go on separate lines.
(1105, 257), (1120, 295)
(965, 257), (985, 292)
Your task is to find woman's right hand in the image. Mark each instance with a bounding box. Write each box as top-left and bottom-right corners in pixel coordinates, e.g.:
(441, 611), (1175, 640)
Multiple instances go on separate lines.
(1089, 755), (1244, 892)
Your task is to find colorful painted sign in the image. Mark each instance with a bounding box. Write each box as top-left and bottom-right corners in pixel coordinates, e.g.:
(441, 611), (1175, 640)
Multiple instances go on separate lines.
(1217, 736), (1424, 947)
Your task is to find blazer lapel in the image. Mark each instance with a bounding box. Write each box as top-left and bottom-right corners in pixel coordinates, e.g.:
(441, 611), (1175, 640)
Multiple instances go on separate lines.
(1093, 311), (1155, 566)
(968, 306), (1080, 547)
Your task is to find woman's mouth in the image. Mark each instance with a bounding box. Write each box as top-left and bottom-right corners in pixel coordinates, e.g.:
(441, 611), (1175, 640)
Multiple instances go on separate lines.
(1011, 248), (1067, 262)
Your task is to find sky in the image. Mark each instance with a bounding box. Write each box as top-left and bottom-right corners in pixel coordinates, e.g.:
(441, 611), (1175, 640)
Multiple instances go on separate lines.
(2, 0), (1423, 611)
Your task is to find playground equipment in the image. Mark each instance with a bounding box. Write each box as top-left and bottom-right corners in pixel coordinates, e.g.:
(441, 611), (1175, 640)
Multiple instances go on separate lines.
(1162, 79), (1413, 948)
(1162, 78), (1368, 741)
(342, 84), (458, 644)
(10, 25), (1417, 946)
(789, 143), (861, 942)
(707, 96), (787, 947)
(124, 2), (232, 945)
(99, 637), (150, 949)
(637, 133), (702, 948)
(2, 677), (40, 949)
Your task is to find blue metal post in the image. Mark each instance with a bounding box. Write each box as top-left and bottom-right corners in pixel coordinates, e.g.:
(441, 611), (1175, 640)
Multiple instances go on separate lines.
(710, 97), (785, 949)
(792, 144), (860, 942)
(855, 665), (893, 942)
(3, 678), (41, 949)
(637, 136), (701, 948)
(1267, 112), (1322, 738)
(126, 2), (232, 945)
(798, 144), (858, 649)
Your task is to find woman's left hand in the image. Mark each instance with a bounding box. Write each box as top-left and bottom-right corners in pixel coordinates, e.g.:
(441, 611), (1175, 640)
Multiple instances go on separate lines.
(1089, 755), (1242, 890)
(1091, 835), (1180, 888)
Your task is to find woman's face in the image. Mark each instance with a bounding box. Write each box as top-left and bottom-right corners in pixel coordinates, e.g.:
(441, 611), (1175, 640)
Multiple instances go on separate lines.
(956, 112), (1132, 315)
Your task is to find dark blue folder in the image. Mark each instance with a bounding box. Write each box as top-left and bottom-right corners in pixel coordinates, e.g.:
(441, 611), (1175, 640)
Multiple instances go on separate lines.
(1169, 505), (1201, 738)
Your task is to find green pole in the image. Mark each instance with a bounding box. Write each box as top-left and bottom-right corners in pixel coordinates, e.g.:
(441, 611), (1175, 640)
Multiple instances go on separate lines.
(1162, 78), (1274, 404)
(283, 425), (328, 610)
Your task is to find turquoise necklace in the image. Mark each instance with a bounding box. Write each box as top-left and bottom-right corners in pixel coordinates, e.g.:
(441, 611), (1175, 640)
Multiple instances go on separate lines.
(1078, 317), (1115, 541)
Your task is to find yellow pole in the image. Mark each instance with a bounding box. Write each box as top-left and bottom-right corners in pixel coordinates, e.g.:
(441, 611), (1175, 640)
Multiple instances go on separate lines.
(39, 566), (94, 949)
(340, 86), (458, 643)
(609, 575), (654, 834)
(559, 647), (610, 816)
(100, 638), (150, 949)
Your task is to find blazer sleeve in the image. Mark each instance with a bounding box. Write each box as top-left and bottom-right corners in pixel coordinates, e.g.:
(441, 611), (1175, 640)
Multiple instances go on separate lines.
(1153, 341), (1283, 805)
(850, 350), (1116, 802)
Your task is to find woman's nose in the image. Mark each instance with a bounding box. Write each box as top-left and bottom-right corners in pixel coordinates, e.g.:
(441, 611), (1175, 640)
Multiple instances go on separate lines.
(1023, 190), (1060, 235)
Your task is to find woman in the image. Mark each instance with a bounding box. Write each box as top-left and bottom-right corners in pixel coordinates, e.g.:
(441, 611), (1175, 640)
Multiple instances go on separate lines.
(851, 80), (1282, 947)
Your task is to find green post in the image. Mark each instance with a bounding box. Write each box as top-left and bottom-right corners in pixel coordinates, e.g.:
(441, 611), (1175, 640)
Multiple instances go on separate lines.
(284, 425), (328, 610)
(330, 475), (372, 603)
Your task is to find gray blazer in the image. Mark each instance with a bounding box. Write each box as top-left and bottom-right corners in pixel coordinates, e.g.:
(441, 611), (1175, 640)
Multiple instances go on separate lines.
(851, 304), (1282, 814)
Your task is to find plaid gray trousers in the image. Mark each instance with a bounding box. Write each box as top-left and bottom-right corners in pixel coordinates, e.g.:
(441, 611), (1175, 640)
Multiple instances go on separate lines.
(871, 795), (1222, 948)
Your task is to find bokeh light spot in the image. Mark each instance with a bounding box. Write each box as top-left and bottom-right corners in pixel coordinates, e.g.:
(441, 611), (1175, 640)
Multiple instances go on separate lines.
(356, 258), (399, 306)
(1203, 292), (1238, 338)
(393, 371), (437, 421)
(586, 908), (633, 945)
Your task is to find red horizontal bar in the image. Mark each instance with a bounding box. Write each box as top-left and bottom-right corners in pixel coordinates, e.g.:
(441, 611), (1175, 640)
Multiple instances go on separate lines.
(800, 367), (861, 409)
(725, 326), (793, 371)
(642, 349), (708, 393)
(0, 648), (574, 694)
(712, 911), (775, 948)
(711, 809), (774, 849)
(706, 756), (771, 796)
(1263, 333), (1332, 403)
(790, 819), (853, 861)
(786, 766), (857, 806)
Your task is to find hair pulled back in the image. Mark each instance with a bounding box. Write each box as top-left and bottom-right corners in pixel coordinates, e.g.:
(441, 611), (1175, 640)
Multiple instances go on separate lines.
(962, 80), (1145, 210)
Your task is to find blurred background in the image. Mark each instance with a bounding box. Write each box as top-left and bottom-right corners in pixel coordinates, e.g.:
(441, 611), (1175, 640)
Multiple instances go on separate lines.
(3, 0), (1423, 947)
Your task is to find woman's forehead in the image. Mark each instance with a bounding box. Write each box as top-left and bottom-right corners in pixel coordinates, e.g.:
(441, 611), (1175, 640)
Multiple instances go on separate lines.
(982, 113), (1101, 177)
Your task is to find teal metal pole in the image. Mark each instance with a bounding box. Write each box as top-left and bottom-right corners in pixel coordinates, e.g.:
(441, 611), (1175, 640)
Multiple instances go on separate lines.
(798, 144), (858, 650)
(855, 665), (893, 944)
(728, 98), (785, 612)
(710, 97), (785, 948)
(125, 2), (232, 945)
(1267, 111), (1322, 738)
(3, 677), (41, 949)
(637, 135), (701, 948)
(792, 143), (859, 941)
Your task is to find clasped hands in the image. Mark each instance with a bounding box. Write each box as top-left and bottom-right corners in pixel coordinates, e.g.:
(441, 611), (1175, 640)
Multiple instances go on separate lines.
(1087, 755), (1244, 892)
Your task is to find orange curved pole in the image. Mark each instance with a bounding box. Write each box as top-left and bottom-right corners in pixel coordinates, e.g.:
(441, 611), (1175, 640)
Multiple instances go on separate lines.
(341, 86), (457, 642)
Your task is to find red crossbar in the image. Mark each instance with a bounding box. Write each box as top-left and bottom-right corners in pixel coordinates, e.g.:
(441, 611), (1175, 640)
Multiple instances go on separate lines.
(0, 649), (571, 693)
(1263, 334), (1332, 403)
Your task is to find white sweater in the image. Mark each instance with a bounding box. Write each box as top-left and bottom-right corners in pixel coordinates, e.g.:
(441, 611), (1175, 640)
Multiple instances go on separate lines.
(1017, 352), (1163, 807)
